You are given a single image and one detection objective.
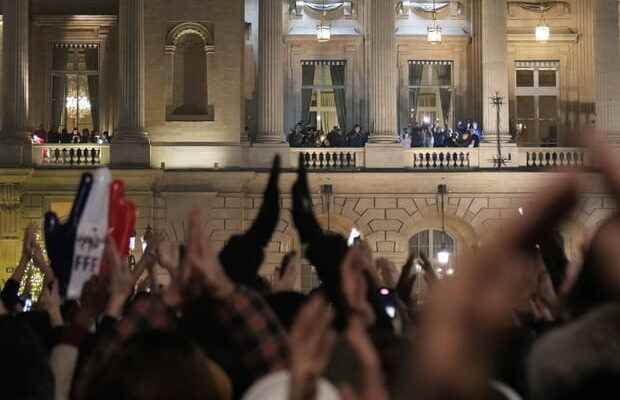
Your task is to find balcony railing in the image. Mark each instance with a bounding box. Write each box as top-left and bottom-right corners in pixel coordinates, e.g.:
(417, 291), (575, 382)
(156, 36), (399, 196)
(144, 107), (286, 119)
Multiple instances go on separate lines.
(406, 148), (480, 170)
(518, 148), (588, 169)
(32, 144), (110, 168)
(289, 148), (364, 170)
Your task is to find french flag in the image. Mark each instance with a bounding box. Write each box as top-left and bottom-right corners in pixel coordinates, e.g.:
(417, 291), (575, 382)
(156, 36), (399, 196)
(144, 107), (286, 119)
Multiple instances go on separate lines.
(45, 168), (135, 299)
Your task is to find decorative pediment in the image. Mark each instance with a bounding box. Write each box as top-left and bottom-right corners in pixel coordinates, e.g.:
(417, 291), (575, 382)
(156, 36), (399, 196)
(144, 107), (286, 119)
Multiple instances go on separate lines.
(396, 1), (463, 18)
(290, 1), (354, 18)
(507, 1), (571, 17)
(165, 22), (213, 48)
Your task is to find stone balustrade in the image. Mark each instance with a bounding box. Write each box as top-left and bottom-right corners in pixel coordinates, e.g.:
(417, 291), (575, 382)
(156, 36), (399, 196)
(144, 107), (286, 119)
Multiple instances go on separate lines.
(289, 148), (364, 170)
(32, 144), (111, 167)
(406, 148), (480, 170)
(518, 148), (589, 169)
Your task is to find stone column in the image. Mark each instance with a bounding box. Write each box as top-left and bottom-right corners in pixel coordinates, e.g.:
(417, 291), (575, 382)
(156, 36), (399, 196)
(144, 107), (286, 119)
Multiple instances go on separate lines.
(113, 0), (150, 166)
(593, 0), (620, 142)
(480, 0), (510, 141)
(1, 0), (29, 145)
(256, 0), (284, 143)
(98, 32), (110, 134)
(365, 0), (398, 144)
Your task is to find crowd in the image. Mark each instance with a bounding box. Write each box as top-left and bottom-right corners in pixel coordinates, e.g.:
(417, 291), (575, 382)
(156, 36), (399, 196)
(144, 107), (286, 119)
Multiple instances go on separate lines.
(288, 123), (368, 148)
(3, 130), (620, 400)
(31, 125), (112, 145)
(402, 120), (483, 149)
(287, 120), (482, 149)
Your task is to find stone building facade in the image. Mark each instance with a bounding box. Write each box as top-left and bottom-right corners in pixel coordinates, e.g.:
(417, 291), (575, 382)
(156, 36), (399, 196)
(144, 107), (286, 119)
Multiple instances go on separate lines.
(0, 0), (619, 290)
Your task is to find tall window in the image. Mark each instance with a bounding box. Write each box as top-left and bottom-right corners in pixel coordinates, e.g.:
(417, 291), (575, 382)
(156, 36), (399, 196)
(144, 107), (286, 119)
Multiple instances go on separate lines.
(409, 229), (456, 273)
(301, 60), (346, 132)
(50, 44), (99, 131)
(408, 61), (454, 127)
(173, 33), (207, 115)
(515, 61), (560, 147)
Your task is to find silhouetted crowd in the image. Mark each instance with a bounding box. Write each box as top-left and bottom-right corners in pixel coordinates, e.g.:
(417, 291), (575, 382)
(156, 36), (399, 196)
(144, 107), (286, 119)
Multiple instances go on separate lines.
(288, 123), (368, 148)
(31, 125), (112, 145)
(402, 120), (483, 148)
(3, 134), (620, 400)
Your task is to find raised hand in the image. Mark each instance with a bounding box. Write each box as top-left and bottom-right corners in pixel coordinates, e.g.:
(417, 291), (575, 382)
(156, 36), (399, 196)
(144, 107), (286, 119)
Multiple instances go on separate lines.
(412, 177), (578, 400)
(292, 153), (322, 244)
(44, 172), (94, 297)
(340, 317), (388, 400)
(395, 255), (418, 305)
(104, 236), (134, 318)
(38, 280), (63, 327)
(273, 251), (300, 292)
(289, 295), (336, 400)
(184, 209), (235, 299)
(219, 156), (281, 287)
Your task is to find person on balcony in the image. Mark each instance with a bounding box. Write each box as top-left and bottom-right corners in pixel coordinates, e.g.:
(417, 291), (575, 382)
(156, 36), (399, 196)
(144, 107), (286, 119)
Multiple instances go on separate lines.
(47, 128), (60, 144)
(60, 128), (70, 143)
(434, 127), (448, 148)
(31, 124), (47, 144)
(80, 129), (90, 144)
(347, 125), (366, 147)
(327, 127), (345, 147)
(71, 128), (80, 143)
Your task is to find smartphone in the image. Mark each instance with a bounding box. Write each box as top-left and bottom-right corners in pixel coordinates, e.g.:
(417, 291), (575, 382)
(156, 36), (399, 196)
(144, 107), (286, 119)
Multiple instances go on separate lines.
(378, 288), (397, 319)
(23, 298), (32, 312)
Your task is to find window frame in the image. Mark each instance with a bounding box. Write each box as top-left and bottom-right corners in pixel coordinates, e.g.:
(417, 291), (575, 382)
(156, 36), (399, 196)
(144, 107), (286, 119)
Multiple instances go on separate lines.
(407, 60), (455, 126)
(300, 60), (347, 132)
(49, 44), (100, 132)
(514, 61), (560, 147)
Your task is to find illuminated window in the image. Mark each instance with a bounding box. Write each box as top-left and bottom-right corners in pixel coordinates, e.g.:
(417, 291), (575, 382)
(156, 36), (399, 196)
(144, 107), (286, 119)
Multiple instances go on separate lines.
(408, 60), (454, 128)
(301, 60), (347, 132)
(50, 44), (99, 132)
(514, 61), (560, 147)
(409, 229), (456, 273)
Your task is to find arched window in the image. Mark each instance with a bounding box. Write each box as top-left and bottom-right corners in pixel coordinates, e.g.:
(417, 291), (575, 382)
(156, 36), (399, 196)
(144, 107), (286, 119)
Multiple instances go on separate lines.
(409, 229), (456, 276)
(165, 22), (215, 121)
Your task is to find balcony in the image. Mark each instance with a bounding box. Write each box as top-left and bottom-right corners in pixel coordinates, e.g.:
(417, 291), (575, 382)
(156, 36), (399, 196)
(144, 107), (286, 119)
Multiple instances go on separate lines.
(32, 144), (110, 168)
(289, 148), (365, 170)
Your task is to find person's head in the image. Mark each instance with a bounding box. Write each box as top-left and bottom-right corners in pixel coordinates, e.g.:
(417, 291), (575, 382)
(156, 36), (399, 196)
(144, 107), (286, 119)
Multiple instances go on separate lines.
(527, 304), (620, 400)
(0, 317), (54, 400)
(473, 121), (479, 130)
(82, 330), (230, 400)
(265, 292), (308, 332)
(354, 125), (361, 133)
(566, 217), (620, 316)
(62, 128), (68, 134)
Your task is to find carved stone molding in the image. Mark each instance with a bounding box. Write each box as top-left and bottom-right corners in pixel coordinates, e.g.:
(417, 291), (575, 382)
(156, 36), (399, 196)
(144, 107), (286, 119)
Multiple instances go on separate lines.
(507, 1), (571, 17)
(397, 1), (463, 18)
(0, 184), (20, 209)
(289, 1), (354, 19)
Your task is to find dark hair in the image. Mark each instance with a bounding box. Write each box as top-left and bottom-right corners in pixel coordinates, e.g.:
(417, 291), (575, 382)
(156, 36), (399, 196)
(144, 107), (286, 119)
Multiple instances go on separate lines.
(528, 304), (620, 400)
(81, 330), (225, 400)
(0, 316), (54, 400)
(265, 291), (308, 331)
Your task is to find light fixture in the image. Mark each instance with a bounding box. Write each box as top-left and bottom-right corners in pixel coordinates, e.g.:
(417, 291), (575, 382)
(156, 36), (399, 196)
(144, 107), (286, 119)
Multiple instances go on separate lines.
(66, 96), (91, 112)
(427, 0), (442, 44)
(316, 0), (331, 42)
(535, 1), (550, 42)
(437, 184), (451, 266)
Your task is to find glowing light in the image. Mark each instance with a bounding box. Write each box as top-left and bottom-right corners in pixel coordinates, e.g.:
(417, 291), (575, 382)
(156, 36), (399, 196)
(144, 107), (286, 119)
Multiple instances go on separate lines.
(423, 116), (431, 124)
(380, 288), (390, 295)
(446, 268), (454, 276)
(347, 227), (361, 246)
(385, 306), (396, 318)
(437, 250), (450, 265)
(427, 24), (442, 44)
(317, 22), (331, 42)
(535, 23), (550, 42)
(66, 96), (91, 112)
(129, 236), (136, 252)
(518, 207), (524, 216)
